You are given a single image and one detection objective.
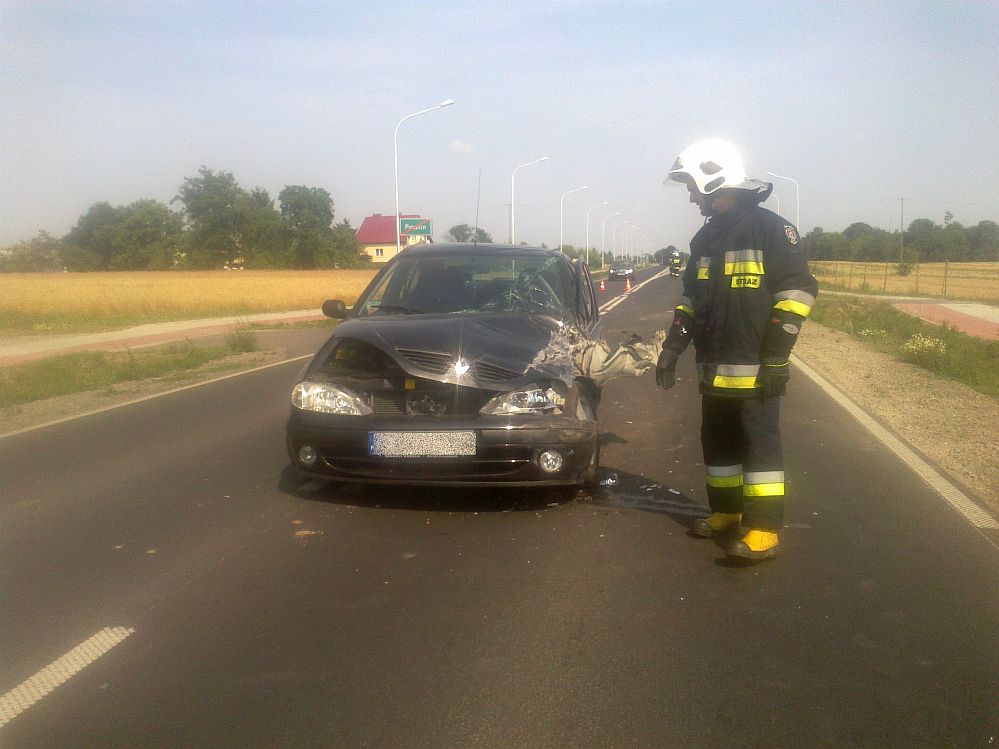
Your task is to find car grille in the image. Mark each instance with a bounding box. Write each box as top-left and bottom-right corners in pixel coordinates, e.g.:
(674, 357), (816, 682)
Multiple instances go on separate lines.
(369, 385), (491, 416)
(395, 348), (523, 383)
(473, 361), (523, 382)
(396, 348), (451, 375)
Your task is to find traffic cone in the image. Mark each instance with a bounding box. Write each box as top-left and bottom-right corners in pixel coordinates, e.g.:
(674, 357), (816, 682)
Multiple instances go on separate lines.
(599, 279), (606, 292)
(625, 277), (633, 293)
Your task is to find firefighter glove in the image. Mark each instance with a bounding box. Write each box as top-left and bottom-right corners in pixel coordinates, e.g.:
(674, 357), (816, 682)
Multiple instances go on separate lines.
(656, 349), (680, 389)
(759, 361), (790, 398)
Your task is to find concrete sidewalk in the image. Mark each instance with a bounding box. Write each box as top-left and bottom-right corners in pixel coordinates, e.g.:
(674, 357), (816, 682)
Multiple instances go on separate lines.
(821, 290), (998, 340)
(891, 301), (998, 339)
(0, 309), (325, 365)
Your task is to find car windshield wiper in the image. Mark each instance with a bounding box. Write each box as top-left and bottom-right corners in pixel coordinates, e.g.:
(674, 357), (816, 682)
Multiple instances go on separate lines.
(371, 304), (424, 315)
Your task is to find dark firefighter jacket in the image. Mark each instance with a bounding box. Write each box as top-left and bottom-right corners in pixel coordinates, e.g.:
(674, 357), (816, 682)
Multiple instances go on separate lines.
(664, 202), (819, 398)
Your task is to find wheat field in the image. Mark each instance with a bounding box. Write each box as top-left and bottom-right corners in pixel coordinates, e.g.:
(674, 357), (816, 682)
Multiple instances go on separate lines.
(809, 261), (999, 303)
(1, 270), (378, 336)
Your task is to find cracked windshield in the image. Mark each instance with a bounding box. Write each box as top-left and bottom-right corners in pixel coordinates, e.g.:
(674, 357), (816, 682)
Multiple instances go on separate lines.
(357, 254), (569, 318)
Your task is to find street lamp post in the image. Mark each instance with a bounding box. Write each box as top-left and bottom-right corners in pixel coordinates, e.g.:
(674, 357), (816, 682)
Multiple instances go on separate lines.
(625, 227), (639, 261)
(585, 201), (608, 261)
(600, 211), (620, 269)
(613, 220), (630, 261)
(559, 185), (588, 252)
(766, 171), (799, 230)
(394, 99), (455, 257)
(510, 156), (549, 244)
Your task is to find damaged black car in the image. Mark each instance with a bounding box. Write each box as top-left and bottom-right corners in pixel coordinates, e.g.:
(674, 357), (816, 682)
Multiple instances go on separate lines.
(286, 244), (606, 487)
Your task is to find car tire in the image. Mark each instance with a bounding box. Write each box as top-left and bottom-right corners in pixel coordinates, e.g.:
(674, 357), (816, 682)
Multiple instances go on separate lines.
(583, 437), (601, 485)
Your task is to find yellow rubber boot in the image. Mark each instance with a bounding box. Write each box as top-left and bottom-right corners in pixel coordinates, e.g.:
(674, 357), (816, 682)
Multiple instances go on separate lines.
(691, 512), (742, 538)
(726, 529), (779, 561)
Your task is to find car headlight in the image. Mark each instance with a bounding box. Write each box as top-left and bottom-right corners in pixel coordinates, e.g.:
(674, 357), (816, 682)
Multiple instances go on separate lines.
(480, 384), (565, 415)
(292, 381), (373, 415)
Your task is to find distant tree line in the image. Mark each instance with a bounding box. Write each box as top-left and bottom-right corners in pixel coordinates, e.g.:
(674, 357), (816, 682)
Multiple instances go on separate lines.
(802, 219), (999, 265)
(0, 167), (367, 272)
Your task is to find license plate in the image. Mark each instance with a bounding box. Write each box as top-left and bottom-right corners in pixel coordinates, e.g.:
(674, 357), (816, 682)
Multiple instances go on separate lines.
(368, 431), (476, 457)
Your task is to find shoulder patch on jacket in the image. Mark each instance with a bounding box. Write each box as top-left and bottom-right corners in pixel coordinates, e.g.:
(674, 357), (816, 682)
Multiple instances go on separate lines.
(784, 225), (798, 245)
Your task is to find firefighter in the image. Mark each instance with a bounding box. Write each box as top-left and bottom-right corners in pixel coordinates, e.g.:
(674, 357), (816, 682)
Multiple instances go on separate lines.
(656, 139), (818, 562)
(668, 248), (682, 277)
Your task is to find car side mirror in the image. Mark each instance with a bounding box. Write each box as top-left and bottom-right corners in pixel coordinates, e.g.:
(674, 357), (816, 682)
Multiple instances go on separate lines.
(321, 299), (348, 319)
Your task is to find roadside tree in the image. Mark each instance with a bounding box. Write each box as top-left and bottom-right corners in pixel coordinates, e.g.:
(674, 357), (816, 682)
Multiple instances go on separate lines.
(446, 224), (492, 243)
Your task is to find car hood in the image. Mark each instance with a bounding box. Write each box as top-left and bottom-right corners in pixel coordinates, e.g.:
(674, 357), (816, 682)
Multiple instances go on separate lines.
(333, 313), (573, 388)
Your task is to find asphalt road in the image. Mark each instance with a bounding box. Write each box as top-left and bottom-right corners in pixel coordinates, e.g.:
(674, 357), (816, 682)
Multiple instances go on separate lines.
(2, 269), (997, 748)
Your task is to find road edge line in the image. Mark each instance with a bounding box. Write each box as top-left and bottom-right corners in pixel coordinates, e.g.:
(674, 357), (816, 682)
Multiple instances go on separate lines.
(791, 353), (999, 539)
(0, 355), (313, 440)
(0, 626), (135, 728)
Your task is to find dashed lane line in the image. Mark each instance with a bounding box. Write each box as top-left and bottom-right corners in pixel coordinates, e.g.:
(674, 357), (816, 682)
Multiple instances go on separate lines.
(599, 269), (671, 313)
(0, 627), (135, 728)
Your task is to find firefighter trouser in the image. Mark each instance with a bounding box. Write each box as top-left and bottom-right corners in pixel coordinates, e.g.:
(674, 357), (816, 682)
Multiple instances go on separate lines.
(701, 394), (784, 531)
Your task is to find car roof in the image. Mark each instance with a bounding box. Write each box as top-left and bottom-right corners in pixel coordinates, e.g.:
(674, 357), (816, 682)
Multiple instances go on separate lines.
(400, 242), (567, 260)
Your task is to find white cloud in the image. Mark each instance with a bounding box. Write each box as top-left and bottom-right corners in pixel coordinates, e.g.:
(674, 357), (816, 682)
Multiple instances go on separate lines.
(448, 140), (475, 155)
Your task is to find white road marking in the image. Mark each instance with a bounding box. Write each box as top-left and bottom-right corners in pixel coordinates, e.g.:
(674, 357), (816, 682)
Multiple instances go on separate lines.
(599, 269), (671, 313)
(0, 627), (135, 728)
(791, 354), (999, 538)
(0, 354), (313, 439)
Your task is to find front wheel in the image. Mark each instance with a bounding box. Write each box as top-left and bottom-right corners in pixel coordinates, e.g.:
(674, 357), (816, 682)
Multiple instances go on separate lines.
(583, 437), (601, 485)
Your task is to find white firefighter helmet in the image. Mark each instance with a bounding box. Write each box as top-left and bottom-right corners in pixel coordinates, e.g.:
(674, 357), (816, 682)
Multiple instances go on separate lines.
(664, 139), (754, 194)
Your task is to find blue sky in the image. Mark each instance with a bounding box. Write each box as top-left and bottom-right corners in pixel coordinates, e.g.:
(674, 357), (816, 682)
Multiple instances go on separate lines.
(3, 1), (998, 250)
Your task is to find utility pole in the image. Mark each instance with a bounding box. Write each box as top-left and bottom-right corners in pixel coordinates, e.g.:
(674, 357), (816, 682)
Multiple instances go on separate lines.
(899, 197), (904, 265)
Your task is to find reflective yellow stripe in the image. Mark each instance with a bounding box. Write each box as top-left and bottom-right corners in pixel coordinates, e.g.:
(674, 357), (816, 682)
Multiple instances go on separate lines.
(774, 299), (812, 317)
(712, 375), (758, 389)
(707, 474), (743, 488)
(697, 268), (710, 280)
(743, 482), (785, 497)
(676, 304), (694, 316)
(724, 260), (765, 275)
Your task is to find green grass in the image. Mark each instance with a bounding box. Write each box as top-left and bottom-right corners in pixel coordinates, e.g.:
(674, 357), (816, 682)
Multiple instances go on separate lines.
(1, 331), (261, 408)
(810, 297), (999, 398)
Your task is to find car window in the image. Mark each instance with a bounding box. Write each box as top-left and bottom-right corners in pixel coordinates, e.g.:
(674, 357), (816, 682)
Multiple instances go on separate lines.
(355, 254), (572, 319)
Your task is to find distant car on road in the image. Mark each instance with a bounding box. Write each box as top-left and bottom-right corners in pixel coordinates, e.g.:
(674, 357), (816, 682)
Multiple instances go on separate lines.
(286, 243), (602, 487)
(607, 261), (635, 280)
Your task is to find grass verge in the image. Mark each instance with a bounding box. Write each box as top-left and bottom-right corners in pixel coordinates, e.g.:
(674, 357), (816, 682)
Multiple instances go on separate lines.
(809, 297), (999, 399)
(1, 330), (262, 408)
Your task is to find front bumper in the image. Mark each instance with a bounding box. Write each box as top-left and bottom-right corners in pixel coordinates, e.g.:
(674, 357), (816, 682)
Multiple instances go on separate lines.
(286, 410), (597, 486)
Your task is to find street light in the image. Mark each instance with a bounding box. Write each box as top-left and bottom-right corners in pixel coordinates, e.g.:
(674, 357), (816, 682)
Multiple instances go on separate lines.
(394, 99), (455, 256)
(510, 156), (549, 244)
(625, 226), (640, 261)
(559, 185), (588, 252)
(613, 220), (631, 261)
(585, 201), (608, 259)
(600, 211), (621, 269)
(766, 171), (799, 230)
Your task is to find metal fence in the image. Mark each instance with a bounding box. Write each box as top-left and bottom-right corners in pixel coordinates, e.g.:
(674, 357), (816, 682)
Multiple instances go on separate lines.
(810, 261), (999, 303)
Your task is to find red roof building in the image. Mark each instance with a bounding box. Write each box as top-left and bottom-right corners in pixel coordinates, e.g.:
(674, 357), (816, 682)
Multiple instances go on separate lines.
(356, 213), (431, 263)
